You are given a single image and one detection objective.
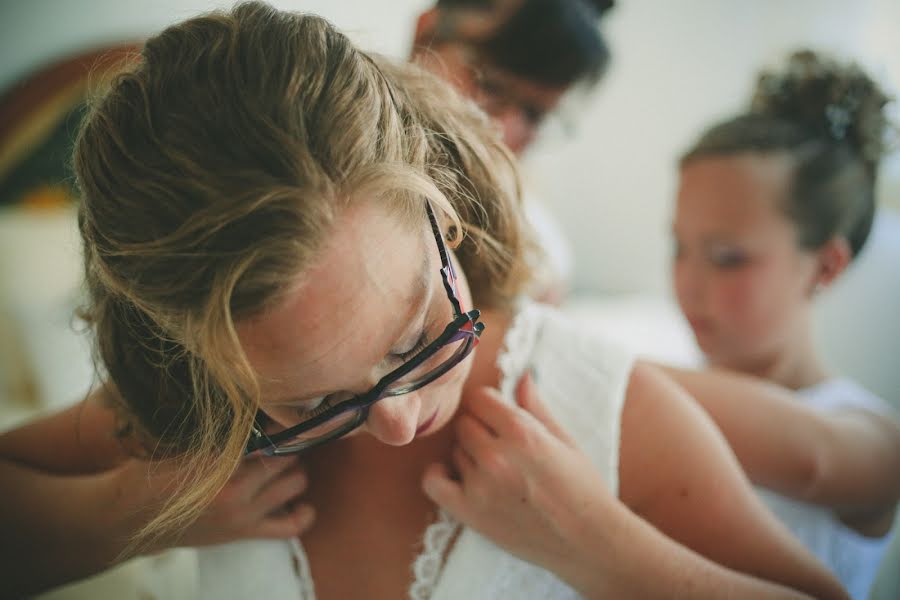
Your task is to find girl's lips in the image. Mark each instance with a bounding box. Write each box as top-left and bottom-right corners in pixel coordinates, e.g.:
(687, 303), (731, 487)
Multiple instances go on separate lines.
(688, 316), (713, 335)
(415, 408), (439, 435)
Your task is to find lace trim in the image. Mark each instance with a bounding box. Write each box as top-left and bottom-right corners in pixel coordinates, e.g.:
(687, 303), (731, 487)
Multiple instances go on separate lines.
(289, 537), (316, 600)
(496, 299), (543, 405)
(287, 510), (461, 600)
(409, 509), (461, 600)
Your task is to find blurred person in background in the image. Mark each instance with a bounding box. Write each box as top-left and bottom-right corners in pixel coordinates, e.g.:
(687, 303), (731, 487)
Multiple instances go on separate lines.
(410, 0), (615, 304)
(659, 50), (900, 600)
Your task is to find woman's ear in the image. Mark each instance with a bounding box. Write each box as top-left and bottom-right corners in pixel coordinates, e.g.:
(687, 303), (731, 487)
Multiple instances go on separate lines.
(412, 8), (441, 52)
(813, 236), (852, 292)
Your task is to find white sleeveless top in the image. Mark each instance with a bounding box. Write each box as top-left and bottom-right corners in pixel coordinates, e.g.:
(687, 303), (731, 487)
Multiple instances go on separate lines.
(756, 378), (896, 600)
(196, 299), (635, 599)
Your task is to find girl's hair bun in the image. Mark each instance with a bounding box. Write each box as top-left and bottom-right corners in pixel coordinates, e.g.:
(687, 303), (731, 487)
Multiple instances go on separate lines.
(751, 50), (894, 165)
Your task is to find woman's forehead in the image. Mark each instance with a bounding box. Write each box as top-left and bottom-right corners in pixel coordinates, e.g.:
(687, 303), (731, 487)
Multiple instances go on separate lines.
(237, 201), (430, 396)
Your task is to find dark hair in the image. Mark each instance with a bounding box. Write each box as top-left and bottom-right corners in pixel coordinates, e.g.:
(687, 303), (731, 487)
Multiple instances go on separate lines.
(681, 50), (895, 257)
(435, 0), (614, 87)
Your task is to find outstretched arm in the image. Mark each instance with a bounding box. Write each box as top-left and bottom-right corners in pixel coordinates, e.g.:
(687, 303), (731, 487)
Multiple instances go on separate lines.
(654, 362), (900, 530)
(0, 390), (313, 597)
(0, 387), (131, 474)
(618, 363), (847, 600)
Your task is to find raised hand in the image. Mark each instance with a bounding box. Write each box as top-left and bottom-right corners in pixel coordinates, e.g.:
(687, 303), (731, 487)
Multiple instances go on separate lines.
(421, 373), (613, 575)
(117, 452), (314, 549)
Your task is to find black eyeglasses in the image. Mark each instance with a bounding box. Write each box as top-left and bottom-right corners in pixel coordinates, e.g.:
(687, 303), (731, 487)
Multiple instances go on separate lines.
(245, 204), (484, 456)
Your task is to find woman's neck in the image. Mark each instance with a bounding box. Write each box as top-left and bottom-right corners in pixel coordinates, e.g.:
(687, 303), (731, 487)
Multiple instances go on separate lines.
(462, 308), (512, 397)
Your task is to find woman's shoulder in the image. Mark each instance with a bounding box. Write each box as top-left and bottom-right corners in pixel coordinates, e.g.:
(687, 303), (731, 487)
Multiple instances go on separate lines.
(499, 299), (637, 492)
(500, 299), (636, 397)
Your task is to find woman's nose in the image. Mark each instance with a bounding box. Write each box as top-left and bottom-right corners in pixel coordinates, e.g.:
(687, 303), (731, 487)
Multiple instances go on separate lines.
(364, 392), (420, 446)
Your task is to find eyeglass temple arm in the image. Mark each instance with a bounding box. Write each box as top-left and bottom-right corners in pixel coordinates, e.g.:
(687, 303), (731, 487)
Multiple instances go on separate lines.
(426, 204), (464, 317)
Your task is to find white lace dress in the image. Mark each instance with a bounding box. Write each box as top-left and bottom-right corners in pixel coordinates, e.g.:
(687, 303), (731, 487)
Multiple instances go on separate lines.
(196, 299), (635, 599)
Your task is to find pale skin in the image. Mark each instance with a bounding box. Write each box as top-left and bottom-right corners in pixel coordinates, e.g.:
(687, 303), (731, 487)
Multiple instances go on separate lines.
(667, 152), (900, 536)
(1, 199), (847, 598)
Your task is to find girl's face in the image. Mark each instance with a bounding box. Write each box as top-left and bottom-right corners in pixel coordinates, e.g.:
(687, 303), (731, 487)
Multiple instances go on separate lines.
(237, 200), (475, 447)
(672, 154), (820, 371)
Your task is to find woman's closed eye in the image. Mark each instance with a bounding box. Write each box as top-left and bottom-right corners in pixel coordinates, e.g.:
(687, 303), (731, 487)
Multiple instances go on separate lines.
(291, 327), (435, 422)
(394, 329), (431, 362)
(292, 391), (352, 421)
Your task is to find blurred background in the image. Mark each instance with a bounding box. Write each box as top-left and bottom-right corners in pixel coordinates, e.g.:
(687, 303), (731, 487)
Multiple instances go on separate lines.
(0, 0), (898, 411)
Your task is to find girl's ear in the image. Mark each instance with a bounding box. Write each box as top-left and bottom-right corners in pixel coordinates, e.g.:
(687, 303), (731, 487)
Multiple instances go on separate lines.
(813, 236), (852, 293)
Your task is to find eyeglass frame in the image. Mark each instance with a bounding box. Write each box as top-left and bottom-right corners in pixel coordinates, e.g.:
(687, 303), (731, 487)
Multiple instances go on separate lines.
(245, 203), (484, 456)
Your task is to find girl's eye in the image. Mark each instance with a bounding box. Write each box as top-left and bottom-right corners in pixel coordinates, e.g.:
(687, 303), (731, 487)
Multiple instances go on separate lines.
(710, 248), (748, 269)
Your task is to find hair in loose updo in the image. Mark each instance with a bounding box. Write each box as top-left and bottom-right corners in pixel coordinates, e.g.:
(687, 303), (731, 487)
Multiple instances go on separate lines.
(681, 50), (896, 257)
(74, 1), (532, 550)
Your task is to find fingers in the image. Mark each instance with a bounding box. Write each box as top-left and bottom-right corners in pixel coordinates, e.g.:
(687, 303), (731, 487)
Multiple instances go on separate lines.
(234, 453), (298, 492)
(462, 385), (518, 437)
(514, 372), (575, 446)
(452, 445), (476, 481)
(422, 462), (467, 520)
(257, 502), (316, 538)
(455, 414), (495, 461)
(253, 464), (308, 509)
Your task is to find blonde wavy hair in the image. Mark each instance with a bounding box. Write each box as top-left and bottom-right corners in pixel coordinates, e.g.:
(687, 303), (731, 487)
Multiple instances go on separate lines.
(74, 1), (533, 551)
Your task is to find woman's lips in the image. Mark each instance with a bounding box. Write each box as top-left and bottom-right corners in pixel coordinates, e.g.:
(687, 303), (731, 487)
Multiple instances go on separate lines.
(415, 408), (439, 435)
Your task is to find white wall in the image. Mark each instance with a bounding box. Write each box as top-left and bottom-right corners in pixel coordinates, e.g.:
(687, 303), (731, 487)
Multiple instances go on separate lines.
(2, 0), (897, 296)
(0, 0), (425, 90)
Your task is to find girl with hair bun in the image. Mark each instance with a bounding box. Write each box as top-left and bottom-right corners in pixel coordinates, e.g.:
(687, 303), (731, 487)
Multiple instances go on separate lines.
(664, 50), (900, 600)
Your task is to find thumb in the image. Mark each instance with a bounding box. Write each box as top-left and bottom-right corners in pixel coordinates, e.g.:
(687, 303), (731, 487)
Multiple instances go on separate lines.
(422, 462), (468, 521)
(515, 371), (576, 446)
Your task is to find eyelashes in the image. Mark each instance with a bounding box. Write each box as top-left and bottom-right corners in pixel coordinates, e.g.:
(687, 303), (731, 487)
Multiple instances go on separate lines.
(395, 329), (431, 362)
(291, 324), (436, 421)
(294, 397), (335, 420)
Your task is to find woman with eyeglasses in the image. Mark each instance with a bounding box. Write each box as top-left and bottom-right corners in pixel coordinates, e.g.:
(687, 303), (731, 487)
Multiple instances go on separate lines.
(1, 3), (848, 599)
